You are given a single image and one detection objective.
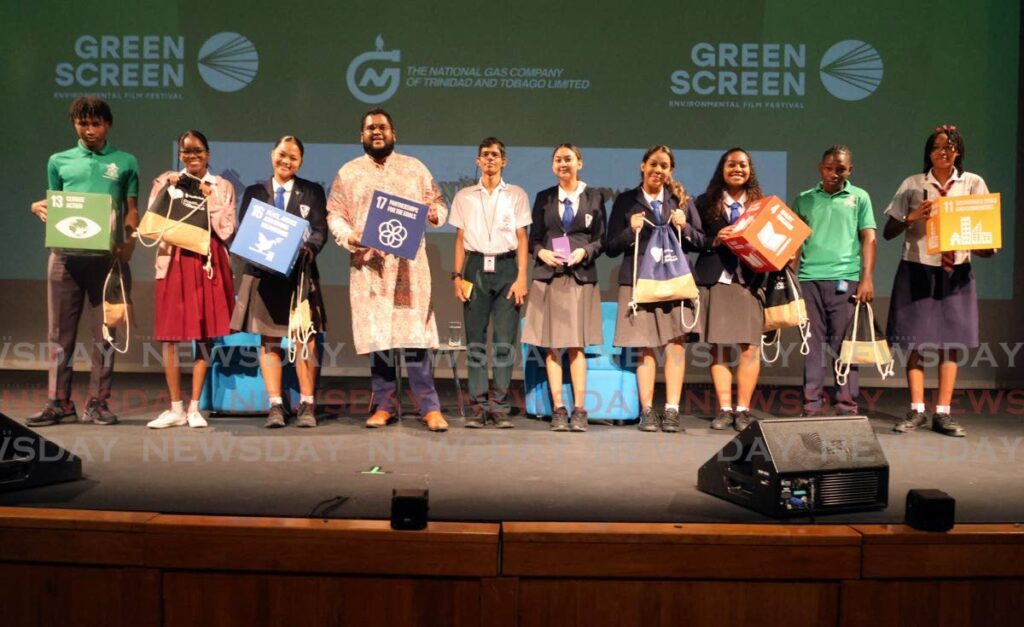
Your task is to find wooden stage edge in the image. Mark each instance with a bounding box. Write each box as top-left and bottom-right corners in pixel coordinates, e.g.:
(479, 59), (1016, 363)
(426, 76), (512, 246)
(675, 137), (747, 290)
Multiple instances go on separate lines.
(1, 507), (1023, 627)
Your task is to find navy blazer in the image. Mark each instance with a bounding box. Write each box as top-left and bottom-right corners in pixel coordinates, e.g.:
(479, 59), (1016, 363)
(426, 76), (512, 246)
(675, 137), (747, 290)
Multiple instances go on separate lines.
(238, 176), (328, 280)
(606, 186), (704, 286)
(691, 192), (761, 287)
(528, 185), (606, 283)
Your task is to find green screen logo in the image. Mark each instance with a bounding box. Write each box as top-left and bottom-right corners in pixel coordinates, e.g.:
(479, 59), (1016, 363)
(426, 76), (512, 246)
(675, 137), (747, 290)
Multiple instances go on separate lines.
(198, 32), (259, 92)
(820, 40), (883, 101)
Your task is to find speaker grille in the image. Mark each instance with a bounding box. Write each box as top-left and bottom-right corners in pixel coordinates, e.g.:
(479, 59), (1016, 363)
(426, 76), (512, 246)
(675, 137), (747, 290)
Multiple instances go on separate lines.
(815, 472), (882, 507)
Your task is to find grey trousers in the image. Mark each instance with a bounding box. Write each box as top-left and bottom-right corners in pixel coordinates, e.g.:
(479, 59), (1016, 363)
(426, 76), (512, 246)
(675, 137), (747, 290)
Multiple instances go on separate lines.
(800, 279), (859, 413)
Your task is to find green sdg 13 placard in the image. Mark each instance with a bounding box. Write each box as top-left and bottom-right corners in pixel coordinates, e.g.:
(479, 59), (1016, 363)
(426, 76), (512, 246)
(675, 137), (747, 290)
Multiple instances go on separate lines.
(44, 190), (115, 255)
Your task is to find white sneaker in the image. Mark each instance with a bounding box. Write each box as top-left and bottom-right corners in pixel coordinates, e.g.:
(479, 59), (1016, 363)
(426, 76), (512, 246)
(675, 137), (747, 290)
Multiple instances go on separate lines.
(147, 410), (186, 429)
(187, 410), (208, 428)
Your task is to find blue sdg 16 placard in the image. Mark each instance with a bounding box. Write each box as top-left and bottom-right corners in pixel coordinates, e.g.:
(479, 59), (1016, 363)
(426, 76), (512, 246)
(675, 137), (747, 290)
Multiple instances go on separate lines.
(231, 198), (311, 276)
(360, 191), (428, 260)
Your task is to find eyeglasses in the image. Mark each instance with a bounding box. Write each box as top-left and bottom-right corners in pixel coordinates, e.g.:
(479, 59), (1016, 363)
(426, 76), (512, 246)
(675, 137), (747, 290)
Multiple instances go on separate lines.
(179, 148), (207, 155)
(931, 145), (957, 155)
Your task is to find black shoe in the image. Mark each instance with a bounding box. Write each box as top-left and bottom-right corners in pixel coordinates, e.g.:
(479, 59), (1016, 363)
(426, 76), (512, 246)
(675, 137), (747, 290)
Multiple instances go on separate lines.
(734, 410), (753, 432)
(661, 408), (682, 433)
(492, 413), (514, 429)
(893, 410), (928, 434)
(83, 397), (119, 425)
(26, 400), (77, 427)
(465, 410), (485, 429)
(710, 410), (734, 430)
(569, 408), (588, 432)
(294, 402), (317, 428)
(932, 412), (966, 437)
(264, 403), (287, 429)
(550, 407), (570, 432)
(638, 407), (660, 432)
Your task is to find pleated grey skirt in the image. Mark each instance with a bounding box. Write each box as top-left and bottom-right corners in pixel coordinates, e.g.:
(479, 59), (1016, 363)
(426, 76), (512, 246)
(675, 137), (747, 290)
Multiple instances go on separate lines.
(612, 286), (697, 347)
(697, 282), (764, 345)
(521, 276), (603, 349)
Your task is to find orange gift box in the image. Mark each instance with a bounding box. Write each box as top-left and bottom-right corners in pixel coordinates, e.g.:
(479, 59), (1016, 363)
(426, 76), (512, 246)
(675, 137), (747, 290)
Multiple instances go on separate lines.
(925, 193), (1001, 254)
(721, 196), (811, 272)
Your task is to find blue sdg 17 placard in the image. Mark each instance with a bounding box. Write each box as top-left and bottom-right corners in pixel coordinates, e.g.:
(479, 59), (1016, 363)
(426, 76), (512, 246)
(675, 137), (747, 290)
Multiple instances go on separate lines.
(360, 190), (428, 260)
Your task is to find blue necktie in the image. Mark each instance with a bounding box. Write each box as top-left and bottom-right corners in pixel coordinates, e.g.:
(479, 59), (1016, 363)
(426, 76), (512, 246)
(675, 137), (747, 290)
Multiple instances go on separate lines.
(651, 199), (662, 225)
(274, 186), (286, 210)
(723, 202), (742, 276)
(561, 198), (574, 233)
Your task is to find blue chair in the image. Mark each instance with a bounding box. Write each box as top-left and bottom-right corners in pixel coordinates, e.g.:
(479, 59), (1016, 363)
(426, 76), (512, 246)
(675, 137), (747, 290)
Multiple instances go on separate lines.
(521, 301), (640, 422)
(197, 333), (322, 413)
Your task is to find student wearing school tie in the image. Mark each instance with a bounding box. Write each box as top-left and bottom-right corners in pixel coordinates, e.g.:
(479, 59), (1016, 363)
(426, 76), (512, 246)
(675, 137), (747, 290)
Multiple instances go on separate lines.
(882, 125), (995, 437)
(693, 148), (767, 432)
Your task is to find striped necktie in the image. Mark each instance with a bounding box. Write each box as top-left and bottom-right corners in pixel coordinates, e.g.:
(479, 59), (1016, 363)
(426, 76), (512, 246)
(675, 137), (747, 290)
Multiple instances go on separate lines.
(651, 199), (662, 225)
(561, 198), (574, 233)
(723, 202), (742, 276)
(274, 186), (286, 210)
(931, 180), (955, 272)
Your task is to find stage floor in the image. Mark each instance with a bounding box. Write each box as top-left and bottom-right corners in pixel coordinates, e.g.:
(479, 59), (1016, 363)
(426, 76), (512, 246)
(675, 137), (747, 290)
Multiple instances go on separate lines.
(2, 372), (1022, 523)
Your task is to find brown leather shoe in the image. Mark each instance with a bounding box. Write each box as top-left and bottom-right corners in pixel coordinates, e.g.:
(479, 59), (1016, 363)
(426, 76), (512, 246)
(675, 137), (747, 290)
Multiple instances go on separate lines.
(366, 410), (395, 428)
(422, 411), (448, 432)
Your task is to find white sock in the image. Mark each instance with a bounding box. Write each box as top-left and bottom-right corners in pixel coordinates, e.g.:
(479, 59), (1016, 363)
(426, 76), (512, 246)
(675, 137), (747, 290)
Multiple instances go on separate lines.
(269, 396), (283, 406)
(911, 403), (926, 413)
(935, 405), (951, 415)
(171, 400), (184, 414)
(664, 404), (679, 412)
(300, 395), (315, 404)
(720, 406), (733, 412)
(735, 405), (749, 413)
(188, 399), (200, 414)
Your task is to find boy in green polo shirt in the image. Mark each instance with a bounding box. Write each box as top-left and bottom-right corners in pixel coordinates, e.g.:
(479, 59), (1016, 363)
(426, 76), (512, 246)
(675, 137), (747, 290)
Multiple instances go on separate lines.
(26, 96), (139, 427)
(792, 145), (876, 416)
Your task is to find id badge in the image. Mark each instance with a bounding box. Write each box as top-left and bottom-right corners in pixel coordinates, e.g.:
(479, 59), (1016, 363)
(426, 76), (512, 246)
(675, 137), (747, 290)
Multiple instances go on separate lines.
(836, 279), (848, 294)
(483, 254), (496, 273)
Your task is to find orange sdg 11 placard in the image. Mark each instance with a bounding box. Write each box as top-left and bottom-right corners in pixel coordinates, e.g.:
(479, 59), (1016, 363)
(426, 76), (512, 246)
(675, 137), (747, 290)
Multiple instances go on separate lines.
(926, 193), (1002, 254)
(721, 196), (811, 272)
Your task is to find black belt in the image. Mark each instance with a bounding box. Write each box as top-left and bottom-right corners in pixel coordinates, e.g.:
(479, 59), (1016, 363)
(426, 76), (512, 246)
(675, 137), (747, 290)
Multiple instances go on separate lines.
(468, 250), (516, 260)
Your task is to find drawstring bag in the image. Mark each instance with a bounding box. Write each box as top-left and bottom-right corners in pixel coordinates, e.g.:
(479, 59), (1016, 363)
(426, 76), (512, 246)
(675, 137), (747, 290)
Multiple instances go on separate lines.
(761, 265), (811, 363)
(102, 260), (132, 354)
(629, 219), (700, 330)
(835, 301), (895, 386)
(137, 172), (215, 278)
(287, 257), (316, 363)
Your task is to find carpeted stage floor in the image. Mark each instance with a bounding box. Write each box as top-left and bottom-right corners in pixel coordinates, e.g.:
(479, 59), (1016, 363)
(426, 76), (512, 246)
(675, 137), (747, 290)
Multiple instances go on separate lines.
(2, 372), (1022, 523)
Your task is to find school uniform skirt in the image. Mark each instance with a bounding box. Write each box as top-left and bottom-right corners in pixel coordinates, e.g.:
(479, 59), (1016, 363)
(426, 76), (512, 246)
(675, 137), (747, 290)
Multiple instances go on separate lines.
(886, 259), (978, 349)
(521, 275), (603, 349)
(612, 286), (696, 348)
(697, 282), (764, 345)
(154, 239), (235, 342)
(230, 270), (326, 338)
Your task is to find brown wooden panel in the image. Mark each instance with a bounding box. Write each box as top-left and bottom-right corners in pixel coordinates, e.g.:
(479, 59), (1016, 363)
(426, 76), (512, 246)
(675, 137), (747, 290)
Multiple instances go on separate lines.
(0, 507), (154, 566)
(855, 524), (1024, 578)
(503, 523), (861, 579)
(146, 515), (500, 577)
(518, 579), (839, 627)
(480, 577), (518, 627)
(0, 562), (160, 627)
(0, 507), (157, 531)
(841, 579), (1024, 627)
(163, 571), (483, 627)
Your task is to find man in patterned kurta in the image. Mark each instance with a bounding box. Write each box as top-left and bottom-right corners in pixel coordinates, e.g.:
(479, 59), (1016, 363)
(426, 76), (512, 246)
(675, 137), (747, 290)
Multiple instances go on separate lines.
(327, 108), (450, 431)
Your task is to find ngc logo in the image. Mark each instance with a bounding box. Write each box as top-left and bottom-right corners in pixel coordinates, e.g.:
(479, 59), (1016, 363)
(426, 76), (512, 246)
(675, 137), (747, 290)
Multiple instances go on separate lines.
(347, 35), (401, 104)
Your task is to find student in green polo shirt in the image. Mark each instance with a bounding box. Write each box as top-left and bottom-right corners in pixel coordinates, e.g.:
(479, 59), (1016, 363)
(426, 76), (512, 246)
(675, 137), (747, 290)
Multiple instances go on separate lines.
(27, 96), (139, 427)
(792, 145), (876, 416)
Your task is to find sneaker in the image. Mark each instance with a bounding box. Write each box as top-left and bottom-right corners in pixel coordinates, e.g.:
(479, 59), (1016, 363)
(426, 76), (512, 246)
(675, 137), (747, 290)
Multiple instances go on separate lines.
(187, 409), (208, 429)
(465, 409), (486, 429)
(294, 402), (317, 428)
(147, 410), (186, 429)
(569, 408), (588, 432)
(893, 410), (929, 434)
(932, 413), (966, 437)
(492, 413), (514, 429)
(638, 407), (660, 432)
(550, 407), (570, 432)
(265, 403), (287, 429)
(26, 400), (77, 427)
(661, 408), (682, 433)
(710, 410), (734, 430)
(82, 397), (119, 425)
(734, 410), (753, 432)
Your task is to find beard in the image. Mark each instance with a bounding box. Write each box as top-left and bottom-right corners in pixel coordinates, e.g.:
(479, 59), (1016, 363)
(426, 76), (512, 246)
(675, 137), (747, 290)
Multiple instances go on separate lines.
(362, 138), (395, 161)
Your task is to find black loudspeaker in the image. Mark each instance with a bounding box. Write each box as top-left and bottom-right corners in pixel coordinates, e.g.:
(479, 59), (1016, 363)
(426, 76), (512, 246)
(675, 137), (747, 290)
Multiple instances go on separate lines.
(698, 416), (889, 517)
(390, 488), (428, 530)
(905, 489), (955, 531)
(0, 412), (83, 493)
